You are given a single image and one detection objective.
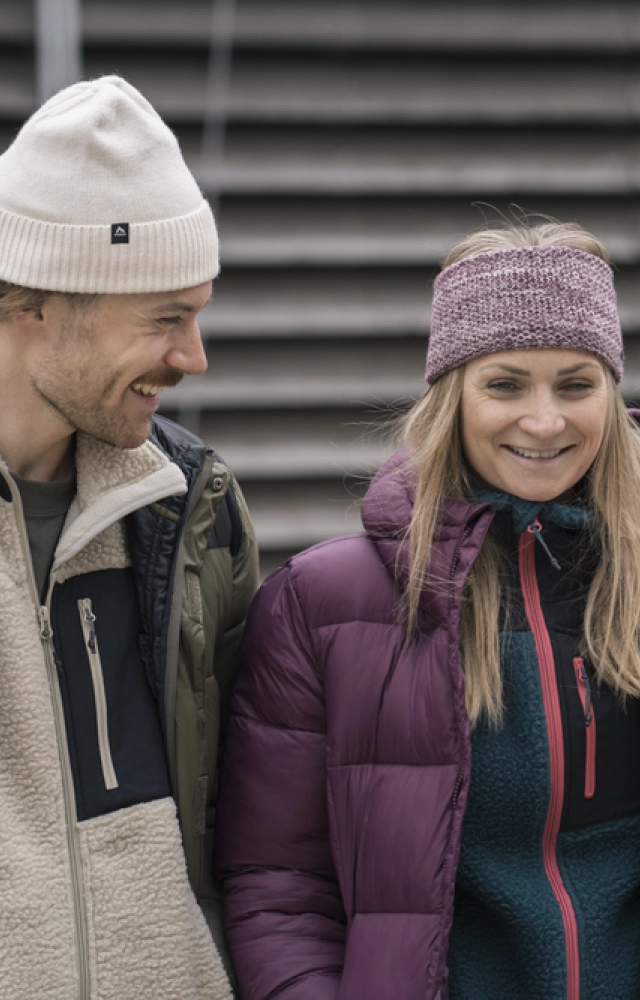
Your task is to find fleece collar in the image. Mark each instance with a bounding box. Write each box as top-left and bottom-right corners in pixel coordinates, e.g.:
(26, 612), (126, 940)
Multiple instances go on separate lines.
(53, 432), (187, 571)
(472, 489), (593, 535)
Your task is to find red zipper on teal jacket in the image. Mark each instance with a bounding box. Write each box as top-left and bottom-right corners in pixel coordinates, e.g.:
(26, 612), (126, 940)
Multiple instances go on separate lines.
(519, 521), (581, 1000)
(573, 656), (596, 799)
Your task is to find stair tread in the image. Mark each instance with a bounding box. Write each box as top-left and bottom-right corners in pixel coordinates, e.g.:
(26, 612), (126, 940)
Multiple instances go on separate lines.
(82, 2), (640, 50)
(239, 481), (364, 548)
(0, 1), (33, 41)
(0, 58), (36, 115)
(187, 128), (640, 194)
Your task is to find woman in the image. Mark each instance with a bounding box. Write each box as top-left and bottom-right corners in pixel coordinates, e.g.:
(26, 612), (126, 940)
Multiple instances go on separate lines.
(215, 223), (640, 1000)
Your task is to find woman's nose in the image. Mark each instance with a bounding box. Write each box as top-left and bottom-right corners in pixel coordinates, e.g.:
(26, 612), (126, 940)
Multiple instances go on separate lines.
(517, 399), (566, 438)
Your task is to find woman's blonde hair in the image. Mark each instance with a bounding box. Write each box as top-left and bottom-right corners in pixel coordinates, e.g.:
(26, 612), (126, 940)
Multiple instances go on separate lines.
(403, 221), (640, 726)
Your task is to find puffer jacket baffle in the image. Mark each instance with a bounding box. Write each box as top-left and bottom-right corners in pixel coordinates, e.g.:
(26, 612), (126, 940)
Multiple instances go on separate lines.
(0, 414), (258, 1000)
(216, 453), (492, 1000)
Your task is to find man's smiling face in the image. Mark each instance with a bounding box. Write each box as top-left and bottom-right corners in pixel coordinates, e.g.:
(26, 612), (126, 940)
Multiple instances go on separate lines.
(27, 282), (211, 449)
(460, 348), (609, 502)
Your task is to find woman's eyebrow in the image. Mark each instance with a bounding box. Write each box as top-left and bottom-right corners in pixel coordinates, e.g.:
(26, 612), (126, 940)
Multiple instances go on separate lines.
(478, 363), (530, 375)
(478, 361), (600, 376)
(557, 362), (600, 375)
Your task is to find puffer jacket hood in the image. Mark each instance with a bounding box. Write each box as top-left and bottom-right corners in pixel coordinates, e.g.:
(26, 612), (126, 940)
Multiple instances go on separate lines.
(361, 451), (494, 630)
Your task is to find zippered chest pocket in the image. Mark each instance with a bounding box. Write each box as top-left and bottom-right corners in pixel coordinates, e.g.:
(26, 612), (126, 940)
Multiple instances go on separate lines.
(573, 657), (595, 800)
(78, 598), (119, 791)
(50, 568), (171, 823)
(558, 643), (640, 832)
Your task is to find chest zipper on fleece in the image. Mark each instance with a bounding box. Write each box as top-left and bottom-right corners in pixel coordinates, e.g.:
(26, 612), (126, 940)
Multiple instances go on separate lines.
(78, 598), (119, 791)
(573, 657), (596, 799)
(520, 520), (580, 1000)
(38, 597), (91, 1000)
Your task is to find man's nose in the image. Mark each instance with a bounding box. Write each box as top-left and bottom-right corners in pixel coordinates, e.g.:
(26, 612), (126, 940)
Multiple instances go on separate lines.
(165, 321), (208, 376)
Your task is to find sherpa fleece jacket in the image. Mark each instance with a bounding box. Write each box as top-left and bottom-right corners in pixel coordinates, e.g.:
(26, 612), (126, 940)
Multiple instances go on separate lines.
(0, 415), (258, 1000)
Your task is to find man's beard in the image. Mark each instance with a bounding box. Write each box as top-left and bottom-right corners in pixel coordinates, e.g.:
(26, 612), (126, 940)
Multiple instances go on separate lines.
(32, 368), (184, 450)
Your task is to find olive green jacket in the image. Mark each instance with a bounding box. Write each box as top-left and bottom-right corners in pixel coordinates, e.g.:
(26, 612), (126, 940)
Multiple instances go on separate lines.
(137, 416), (259, 989)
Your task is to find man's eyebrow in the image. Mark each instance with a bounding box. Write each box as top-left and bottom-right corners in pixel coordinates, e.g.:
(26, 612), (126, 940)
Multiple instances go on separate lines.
(153, 293), (212, 313)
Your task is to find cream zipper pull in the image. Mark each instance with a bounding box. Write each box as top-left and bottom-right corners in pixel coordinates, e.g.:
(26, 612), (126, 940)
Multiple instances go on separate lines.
(38, 605), (53, 643)
(79, 599), (97, 653)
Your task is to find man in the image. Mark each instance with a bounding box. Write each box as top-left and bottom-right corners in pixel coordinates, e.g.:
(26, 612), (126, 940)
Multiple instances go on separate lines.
(0, 76), (258, 998)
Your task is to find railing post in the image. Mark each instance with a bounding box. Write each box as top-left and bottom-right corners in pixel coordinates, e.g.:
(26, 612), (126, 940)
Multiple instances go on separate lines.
(36, 0), (82, 105)
(178, 0), (236, 437)
(202, 0), (236, 216)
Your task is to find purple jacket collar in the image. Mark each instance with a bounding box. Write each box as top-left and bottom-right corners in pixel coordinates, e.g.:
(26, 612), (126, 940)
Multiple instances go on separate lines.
(361, 450), (495, 630)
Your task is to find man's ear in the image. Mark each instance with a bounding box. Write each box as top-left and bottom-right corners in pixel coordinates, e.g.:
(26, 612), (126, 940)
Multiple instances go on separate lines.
(11, 307), (47, 337)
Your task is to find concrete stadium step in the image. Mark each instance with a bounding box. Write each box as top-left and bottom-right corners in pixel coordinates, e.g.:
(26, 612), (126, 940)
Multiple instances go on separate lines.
(0, 2), (33, 42)
(619, 337), (640, 401)
(84, 52), (640, 124)
(83, 2), (640, 51)
(185, 126), (640, 196)
(199, 268), (432, 338)
(165, 407), (395, 479)
(217, 197), (640, 266)
(258, 550), (299, 578)
(0, 53), (36, 116)
(239, 478), (364, 551)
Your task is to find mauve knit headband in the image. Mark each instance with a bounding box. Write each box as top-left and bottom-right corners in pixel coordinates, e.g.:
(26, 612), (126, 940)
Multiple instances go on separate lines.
(426, 245), (623, 384)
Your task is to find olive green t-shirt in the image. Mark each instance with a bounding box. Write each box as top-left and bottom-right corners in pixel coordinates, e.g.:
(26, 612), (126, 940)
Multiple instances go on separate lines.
(13, 472), (76, 603)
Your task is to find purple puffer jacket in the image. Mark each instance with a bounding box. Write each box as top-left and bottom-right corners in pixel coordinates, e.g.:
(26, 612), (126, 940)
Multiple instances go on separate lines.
(216, 455), (495, 999)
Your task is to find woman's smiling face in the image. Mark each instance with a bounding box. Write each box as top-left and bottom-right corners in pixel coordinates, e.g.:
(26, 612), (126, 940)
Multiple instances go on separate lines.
(460, 348), (609, 501)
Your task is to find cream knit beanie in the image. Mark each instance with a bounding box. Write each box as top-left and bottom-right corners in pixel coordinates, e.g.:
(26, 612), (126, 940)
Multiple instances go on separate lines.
(0, 75), (218, 293)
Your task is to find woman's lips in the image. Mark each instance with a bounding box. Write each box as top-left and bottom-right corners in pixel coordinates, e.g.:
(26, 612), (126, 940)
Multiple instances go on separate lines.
(503, 444), (574, 461)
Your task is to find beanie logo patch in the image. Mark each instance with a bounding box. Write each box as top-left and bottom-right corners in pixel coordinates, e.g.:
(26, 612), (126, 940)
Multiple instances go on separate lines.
(111, 223), (129, 244)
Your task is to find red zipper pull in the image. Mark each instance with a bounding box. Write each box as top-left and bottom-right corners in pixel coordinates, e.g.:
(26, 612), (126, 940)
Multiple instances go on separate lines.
(573, 657), (596, 799)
